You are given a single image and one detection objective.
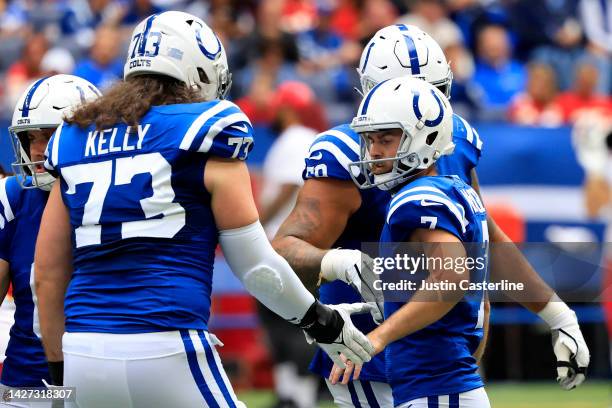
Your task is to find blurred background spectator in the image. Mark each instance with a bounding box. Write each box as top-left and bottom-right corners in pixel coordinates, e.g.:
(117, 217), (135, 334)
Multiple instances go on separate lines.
(507, 62), (563, 127)
(0, 0), (608, 125)
(4, 32), (48, 110)
(72, 25), (124, 90)
(471, 24), (526, 120)
(557, 61), (612, 124)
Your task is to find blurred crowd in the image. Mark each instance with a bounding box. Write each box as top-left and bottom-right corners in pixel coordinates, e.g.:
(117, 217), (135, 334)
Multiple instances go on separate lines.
(0, 0), (611, 126)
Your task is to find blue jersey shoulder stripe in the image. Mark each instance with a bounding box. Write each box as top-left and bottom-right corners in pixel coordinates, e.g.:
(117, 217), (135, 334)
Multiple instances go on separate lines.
(179, 100), (235, 151)
(387, 188), (467, 232)
(322, 129), (359, 154)
(0, 178), (16, 229)
(198, 111), (252, 153)
(454, 114), (483, 150)
(308, 126), (360, 174)
(44, 122), (64, 171)
(390, 185), (451, 208)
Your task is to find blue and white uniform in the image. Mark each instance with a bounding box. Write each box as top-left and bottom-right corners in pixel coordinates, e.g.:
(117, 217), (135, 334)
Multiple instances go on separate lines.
(44, 100), (254, 408)
(0, 177), (50, 388)
(302, 115), (483, 407)
(381, 175), (490, 408)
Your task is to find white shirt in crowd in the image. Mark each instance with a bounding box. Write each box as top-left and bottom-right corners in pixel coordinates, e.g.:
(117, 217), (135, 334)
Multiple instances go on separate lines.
(261, 124), (318, 238)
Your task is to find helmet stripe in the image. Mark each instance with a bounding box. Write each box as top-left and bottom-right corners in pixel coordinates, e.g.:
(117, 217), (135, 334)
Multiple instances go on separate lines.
(360, 80), (387, 115)
(21, 77), (49, 118)
(88, 84), (102, 97)
(360, 42), (375, 74)
(402, 34), (421, 75)
(395, 24), (421, 75)
(138, 14), (159, 56)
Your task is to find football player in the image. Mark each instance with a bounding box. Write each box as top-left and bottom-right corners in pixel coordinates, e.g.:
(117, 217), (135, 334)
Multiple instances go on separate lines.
(331, 75), (491, 407)
(273, 24), (589, 407)
(33, 11), (373, 408)
(0, 74), (100, 406)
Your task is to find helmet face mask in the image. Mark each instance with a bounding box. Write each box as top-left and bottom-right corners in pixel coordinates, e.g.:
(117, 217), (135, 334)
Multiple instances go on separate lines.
(349, 77), (455, 191)
(8, 74), (101, 191)
(9, 126), (57, 191)
(350, 123), (420, 191)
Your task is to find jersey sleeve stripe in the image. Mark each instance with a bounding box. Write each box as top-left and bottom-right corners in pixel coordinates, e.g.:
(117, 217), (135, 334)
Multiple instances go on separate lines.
(50, 122), (64, 168)
(386, 193), (467, 233)
(198, 112), (252, 153)
(323, 130), (360, 154)
(472, 128), (483, 150)
(457, 115), (483, 151)
(308, 140), (358, 173)
(179, 100), (234, 151)
(0, 179), (15, 225)
(390, 185), (448, 207)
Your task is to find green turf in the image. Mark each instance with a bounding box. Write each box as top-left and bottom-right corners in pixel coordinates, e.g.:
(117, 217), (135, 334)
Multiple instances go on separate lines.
(237, 381), (611, 408)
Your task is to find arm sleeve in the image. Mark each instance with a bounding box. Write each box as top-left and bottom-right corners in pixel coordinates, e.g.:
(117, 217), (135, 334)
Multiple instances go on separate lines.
(0, 178), (20, 261)
(219, 221), (316, 323)
(303, 125), (360, 181)
(386, 188), (467, 241)
(178, 100), (254, 161)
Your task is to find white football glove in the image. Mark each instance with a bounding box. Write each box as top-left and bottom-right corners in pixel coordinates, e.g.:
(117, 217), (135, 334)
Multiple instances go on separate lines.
(539, 296), (590, 390)
(303, 302), (376, 368)
(321, 249), (384, 324)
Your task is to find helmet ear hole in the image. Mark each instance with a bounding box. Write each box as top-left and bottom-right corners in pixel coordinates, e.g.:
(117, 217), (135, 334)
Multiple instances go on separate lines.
(426, 131), (438, 146)
(197, 68), (210, 84)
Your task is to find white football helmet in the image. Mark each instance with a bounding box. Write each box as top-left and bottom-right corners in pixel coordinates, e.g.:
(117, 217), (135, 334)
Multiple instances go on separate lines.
(349, 76), (455, 191)
(9, 74), (101, 191)
(124, 11), (232, 100)
(358, 24), (453, 97)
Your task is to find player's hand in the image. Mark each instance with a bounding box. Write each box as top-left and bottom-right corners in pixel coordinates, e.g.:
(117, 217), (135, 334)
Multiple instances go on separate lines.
(550, 315), (590, 390)
(301, 302), (375, 375)
(320, 249), (384, 324)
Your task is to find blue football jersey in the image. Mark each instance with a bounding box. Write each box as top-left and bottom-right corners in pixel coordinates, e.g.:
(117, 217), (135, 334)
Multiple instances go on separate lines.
(302, 115), (483, 383)
(437, 114), (483, 185)
(0, 177), (50, 387)
(381, 175), (488, 404)
(44, 100), (254, 334)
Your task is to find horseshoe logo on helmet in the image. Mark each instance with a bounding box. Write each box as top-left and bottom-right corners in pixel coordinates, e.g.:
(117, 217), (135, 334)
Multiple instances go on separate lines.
(194, 22), (222, 60)
(412, 89), (444, 127)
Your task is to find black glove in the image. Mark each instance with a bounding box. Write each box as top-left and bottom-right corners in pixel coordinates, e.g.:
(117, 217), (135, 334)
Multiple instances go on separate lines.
(48, 361), (64, 386)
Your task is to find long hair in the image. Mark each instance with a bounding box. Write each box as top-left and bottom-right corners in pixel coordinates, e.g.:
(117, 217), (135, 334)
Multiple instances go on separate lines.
(65, 75), (205, 130)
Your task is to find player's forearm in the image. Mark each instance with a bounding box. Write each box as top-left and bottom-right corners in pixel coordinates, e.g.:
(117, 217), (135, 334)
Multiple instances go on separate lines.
(473, 296), (490, 364)
(271, 235), (326, 293)
(368, 269), (464, 354)
(488, 216), (553, 313)
(36, 278), (68, 361)
(220, 221), (317, 322)
(0, 260), (10, 306)
(369, 293), (458, 355)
